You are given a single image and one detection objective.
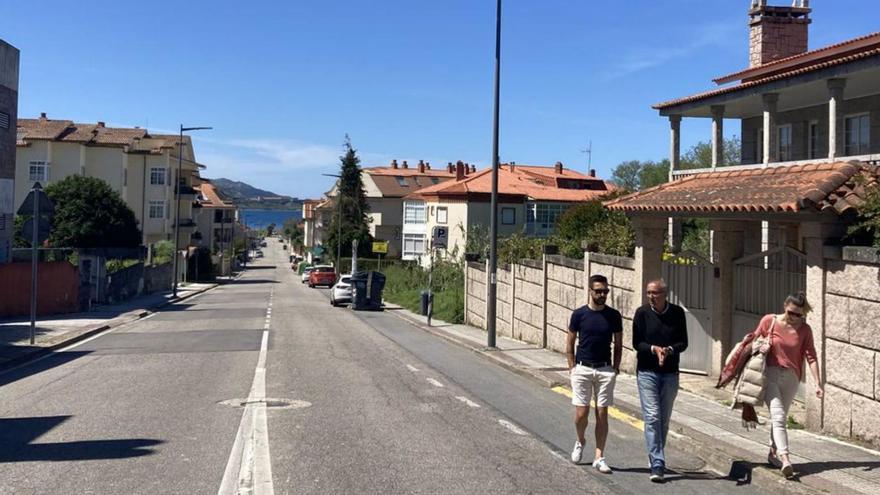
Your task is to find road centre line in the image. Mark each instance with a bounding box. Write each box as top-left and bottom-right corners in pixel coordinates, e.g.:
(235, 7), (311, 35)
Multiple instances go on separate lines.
(406, 364), (419, 372)
(426, 378), (445, 388)
(455, 396), (481, 408)
(498, 419), (528, 436)
(551, 386), (646, 432)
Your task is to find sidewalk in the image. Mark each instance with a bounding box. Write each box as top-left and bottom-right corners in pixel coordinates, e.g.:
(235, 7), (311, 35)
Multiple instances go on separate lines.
(0, 282), (216, 369)
(385, 304), (880, 495)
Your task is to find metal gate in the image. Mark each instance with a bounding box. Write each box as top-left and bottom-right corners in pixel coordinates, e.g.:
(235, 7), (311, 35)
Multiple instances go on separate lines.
(662, 250), (713, 375)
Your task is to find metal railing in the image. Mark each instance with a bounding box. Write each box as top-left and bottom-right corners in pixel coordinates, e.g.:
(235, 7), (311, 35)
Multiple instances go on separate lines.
(672, 153), (880, 181)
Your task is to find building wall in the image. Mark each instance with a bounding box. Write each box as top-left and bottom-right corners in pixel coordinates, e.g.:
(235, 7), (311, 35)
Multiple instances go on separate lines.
(0, 40), (18, 263)
(741, 93), (880, 164)
(0, 261), (79, 316)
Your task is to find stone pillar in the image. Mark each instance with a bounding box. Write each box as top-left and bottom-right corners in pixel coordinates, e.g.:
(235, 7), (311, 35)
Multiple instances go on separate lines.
(122, 153), (129, 201)
(711, 105), (725, 169)
(827, 79), (846, 161)
(710, 220), (746, 377)
(484, 259), (490, 331)
(668, 115), (683, 250)
(762, 93), (778, 166)
(802, 221), (846, 430)
(541, 254), (549, 348)
(633, 218), (666, 307)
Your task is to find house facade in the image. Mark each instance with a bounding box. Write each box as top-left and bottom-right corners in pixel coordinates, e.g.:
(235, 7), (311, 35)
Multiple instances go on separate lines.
(193, 178), (237, 254)
(403, 161), (613, 263)
(0, 40), (18, 264)
(15, 114), (205, 250)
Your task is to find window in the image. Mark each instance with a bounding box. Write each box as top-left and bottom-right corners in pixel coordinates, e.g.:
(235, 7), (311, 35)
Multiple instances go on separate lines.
(501, 207), (516, 225)
(755, 128), (764, 163)
(526, 203), (569, 236)
(845, 114), (870, 155)
(808, 121), (820, 159)
(436, 206), (448, 224)
(0, 111), (9, 130)
(403, 201), (426, 224)
(396, 176), (408, 187)
(402, 233), (426, 260)
(430, 177), (439, 184)
(776, 124), (792, 161)
(149, 200), (165, 219)
(150, 167), (166, 185)
(28, 161), (48, 182)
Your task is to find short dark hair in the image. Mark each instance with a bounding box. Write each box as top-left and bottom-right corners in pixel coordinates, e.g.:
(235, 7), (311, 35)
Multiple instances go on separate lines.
(589, 274), (608, 287)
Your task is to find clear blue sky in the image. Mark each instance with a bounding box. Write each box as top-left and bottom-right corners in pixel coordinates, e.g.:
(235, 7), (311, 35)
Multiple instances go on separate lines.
(6, 1), (878, 198)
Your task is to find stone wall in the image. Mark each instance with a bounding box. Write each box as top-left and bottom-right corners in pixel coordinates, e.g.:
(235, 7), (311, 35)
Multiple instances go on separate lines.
(465, 261), (486, 329)
(821, 247), (880, 446)
(545, 256), (584, 353)
(585, 252), (638, 372)
(512, 260), (544, 346)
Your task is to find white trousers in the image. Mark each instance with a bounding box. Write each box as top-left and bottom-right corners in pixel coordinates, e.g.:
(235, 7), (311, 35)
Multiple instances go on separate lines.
(764, 366), (800, 455)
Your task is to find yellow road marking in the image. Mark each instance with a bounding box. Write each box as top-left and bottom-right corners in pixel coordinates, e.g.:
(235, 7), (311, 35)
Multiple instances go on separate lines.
(551, 386), (645, 431)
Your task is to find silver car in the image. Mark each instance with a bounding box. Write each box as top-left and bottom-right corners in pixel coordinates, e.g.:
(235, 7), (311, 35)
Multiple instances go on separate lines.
(330, 275), (353, 306)
(301, 266), (315, 284)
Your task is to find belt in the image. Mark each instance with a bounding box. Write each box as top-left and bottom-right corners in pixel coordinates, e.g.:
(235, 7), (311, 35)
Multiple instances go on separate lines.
(577, 360), (610, 368)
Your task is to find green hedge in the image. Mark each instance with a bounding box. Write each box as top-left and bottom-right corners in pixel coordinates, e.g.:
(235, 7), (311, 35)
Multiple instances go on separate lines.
(382, 261), (464, 324)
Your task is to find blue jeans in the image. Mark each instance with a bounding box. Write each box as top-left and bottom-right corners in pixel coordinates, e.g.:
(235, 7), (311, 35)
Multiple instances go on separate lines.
(636, 370), (679, 470)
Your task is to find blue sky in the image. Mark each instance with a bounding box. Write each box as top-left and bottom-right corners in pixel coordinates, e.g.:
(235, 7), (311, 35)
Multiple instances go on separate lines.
(6, 1), (878, 198)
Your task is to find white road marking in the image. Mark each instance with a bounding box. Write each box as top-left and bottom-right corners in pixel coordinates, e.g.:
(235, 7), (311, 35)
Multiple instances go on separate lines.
(550, 450), (567, 462)
(218, 329), (274, 495)
(406, 364), (419, 372)
(426, 378), (445, 388)
(455, 396), (481, 408)
(498, 419), (528, 436)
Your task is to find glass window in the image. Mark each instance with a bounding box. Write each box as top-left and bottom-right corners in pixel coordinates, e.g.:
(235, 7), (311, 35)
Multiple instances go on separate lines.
(808, 121), (819, 159)
(756, 128), (764, 163)
(402, 233), (426, 260)
(396, 176), (408, 187)
(404, 202), (426, 224)
(525, 202), (569, 236)
(777, 125), (792, 162)
(150, 167), (166, 185)
(436, 207), (448, 224)
(845, 114), (870, 156)
(501, 207), (516, 225)
(149, 200), (165, 219)
(28, 161), (48, 182)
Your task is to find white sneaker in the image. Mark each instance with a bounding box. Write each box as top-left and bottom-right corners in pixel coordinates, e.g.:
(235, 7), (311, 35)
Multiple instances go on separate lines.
(592, 457), (612, 474)
(570, 441), (583, 463)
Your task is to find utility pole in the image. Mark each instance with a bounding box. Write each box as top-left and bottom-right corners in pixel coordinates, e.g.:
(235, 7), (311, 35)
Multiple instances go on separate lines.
(582, 140), (592, 170)
(172, 125), (211, 297)
(486, 0), (502, 349)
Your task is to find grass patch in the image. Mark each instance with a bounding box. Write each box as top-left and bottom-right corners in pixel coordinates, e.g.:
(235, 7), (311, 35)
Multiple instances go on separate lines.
(382, 261), (464, 324)
(787, 415), (804, 430)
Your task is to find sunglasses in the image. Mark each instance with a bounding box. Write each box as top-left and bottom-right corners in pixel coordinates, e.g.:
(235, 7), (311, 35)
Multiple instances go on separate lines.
(646, 290), (665, 295)
(591, 289), (609, 295)
(786, 310), (804, 318)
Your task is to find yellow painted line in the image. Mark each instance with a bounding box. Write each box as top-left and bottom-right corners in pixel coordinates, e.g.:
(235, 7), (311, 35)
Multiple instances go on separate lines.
(551, 386), (645, 431)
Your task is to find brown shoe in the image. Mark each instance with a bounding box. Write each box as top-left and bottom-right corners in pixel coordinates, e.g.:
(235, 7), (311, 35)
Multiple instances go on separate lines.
(781, 463), (794, 479)
(767, 451), (782, 469)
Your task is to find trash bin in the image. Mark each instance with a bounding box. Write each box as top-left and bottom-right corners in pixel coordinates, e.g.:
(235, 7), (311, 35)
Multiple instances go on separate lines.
(350, 272), (369, 310)
(366, 271), (386, 310)
(420, 290), (433, 316)
(351, 271), (385, 311)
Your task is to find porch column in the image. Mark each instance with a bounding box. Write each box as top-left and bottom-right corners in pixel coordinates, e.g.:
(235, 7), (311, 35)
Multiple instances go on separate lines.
(762, 93), (778, 166)
(711, 105), (725, 169)
(827, 79), (846, 160)
(668, 115), (683, 249)
(710, 220), (745, 377)
(801, 221), (846, 431)
(633, 218), (665, 307)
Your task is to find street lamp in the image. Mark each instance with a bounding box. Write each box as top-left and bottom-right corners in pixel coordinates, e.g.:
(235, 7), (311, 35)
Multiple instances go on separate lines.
(172, 125), (212, 298)
(322, 173), (343, 270)
(486, 0), (502, 349)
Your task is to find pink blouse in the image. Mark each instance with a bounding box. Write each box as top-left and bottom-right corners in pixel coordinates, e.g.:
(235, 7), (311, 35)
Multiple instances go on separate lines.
(754, 314), (817, 380)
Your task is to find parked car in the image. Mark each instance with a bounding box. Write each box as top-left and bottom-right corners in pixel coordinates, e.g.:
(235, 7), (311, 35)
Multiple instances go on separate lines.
(308, 265), (337, 288)
(330, 275), (353, 306)
(301, 266), (315, 283)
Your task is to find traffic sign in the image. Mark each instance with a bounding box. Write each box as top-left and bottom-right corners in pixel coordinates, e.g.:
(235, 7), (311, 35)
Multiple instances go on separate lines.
(432, 226), (448, 249)
(22, 218), (50, 245)
(17, 183), (55, 217)
(372, 241), (388, 254)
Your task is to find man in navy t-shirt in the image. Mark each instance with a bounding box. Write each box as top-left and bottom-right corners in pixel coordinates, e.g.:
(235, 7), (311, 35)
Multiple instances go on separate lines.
(565, 274), (623, 474)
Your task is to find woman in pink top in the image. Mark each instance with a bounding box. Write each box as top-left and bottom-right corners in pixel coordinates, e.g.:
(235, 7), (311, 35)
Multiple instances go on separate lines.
(756, 292), (823, 479)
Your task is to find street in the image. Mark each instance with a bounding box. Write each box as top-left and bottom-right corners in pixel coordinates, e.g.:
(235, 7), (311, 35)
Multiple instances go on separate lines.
(0, 238), (769, 494)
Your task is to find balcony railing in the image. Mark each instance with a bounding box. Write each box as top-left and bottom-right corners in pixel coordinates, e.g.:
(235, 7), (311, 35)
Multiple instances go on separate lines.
(671, 153), (880, 181)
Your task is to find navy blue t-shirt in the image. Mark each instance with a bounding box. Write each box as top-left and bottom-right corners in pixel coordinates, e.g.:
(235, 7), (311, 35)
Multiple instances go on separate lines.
(569, 305), (623, 364)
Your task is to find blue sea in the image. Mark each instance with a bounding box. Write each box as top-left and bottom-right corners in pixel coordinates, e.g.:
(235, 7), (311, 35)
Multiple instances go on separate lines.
(241, 208), (302, 230)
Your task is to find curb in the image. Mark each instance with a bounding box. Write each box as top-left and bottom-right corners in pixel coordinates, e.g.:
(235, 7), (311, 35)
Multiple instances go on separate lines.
(0, 284), (218, 373)
(386, 306), (831, 495)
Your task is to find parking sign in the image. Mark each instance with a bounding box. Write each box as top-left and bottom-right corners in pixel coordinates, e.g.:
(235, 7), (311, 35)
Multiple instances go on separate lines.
(432, 226), (448, 249)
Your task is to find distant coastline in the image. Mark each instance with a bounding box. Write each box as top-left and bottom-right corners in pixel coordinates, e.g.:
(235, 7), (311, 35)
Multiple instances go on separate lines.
(240, 208), (303, 230)
(234, 201), (302, 211)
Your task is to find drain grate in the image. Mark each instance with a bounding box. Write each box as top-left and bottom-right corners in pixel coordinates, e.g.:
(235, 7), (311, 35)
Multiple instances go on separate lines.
(218, 398), (312, 410)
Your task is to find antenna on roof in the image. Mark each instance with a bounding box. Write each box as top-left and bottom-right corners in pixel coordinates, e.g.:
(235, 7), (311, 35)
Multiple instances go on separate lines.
(581, 140), (592, 170)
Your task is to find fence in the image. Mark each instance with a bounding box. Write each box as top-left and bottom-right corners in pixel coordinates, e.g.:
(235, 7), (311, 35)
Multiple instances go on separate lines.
(0, 261), (80, 317)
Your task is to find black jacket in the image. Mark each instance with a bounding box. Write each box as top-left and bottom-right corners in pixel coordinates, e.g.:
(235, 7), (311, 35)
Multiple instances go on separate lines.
(632, 303), (688, 373)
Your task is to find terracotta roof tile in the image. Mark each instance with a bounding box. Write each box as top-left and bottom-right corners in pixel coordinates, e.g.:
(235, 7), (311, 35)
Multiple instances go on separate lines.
(195, 180), (234, 208)
(17, 118), (74, 140)
(604, 161), (878, 215)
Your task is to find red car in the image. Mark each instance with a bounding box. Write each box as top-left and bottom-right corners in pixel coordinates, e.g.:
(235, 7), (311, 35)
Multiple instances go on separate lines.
(308, 266), (337, 288)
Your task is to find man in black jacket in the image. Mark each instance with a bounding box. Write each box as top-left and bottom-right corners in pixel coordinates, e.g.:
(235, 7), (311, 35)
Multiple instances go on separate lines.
(632, 279), (688, 483)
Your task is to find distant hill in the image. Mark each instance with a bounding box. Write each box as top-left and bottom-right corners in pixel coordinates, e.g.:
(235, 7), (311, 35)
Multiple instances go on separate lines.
(211, 178), (301, 210)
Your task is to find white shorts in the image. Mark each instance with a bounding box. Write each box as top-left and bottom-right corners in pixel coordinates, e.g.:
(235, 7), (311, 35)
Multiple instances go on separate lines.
(570, 364), (617, 407)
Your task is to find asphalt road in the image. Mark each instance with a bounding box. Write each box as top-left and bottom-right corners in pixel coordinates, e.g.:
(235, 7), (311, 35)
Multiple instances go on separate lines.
(0, 238), (771, 494)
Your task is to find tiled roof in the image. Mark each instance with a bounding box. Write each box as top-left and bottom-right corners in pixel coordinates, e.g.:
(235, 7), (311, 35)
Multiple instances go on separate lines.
(604, 161), (879, 215)
(408, 164), (613, 202)
(366, 165), (456, 177)
(18, 117), (158, 147)
(17, 118), (73, 140)
(196, 180), (234, 208)
(654, 35), (880, 110)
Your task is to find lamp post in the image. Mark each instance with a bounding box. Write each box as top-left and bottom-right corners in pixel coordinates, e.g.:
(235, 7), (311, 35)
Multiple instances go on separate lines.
(172, 125), (212, 298)
(486, 0), (502, 349)
(322, 173), (343, 270)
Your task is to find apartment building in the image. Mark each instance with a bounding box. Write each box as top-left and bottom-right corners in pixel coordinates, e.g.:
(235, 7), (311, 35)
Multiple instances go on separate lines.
(15, 114), (205, 249)
(194, 178), (237, 254)
(0, 40), (19, 263)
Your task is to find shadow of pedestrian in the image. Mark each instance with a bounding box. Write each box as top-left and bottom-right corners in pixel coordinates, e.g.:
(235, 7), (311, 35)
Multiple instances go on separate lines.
(0, 416), (163, 462)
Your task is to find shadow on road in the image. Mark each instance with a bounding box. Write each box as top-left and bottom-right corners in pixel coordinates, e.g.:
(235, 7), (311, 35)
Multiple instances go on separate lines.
(0, 351), (92, 388)
(0, 416), (163, 462)
(229, 279), (280, 285)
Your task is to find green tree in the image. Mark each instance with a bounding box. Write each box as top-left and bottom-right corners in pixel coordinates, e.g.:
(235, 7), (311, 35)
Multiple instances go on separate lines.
(639, 159), (670, 190)
(266, 222), (276, 236)
(41, 175), (141, 248)
(282, 218), (304, 248)
(326, 137), (373, 261)
(555, 201), (605, 240)
(847, 178), (880, 248)
(681, 135), (742, 169)
(611, 160), (642, 192)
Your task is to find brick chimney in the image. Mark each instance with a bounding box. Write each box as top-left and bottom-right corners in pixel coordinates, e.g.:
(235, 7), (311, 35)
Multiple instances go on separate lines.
(391, 159), (398, 169)
(589, 168), (596, 177)
(508, 162), (516, 173)
(97, 121), (106, 128)
(455, 160), (465, 181)
(425, 162), (431, 170)
(554, 161), (563, 174)
(418, 160), (425, 173)
(748, 0), (811, 68)
(447, 162), (454, 173)
(470, 165), (476, 174)
(39, 112), (47, 120)
(402, 160), (409, 169)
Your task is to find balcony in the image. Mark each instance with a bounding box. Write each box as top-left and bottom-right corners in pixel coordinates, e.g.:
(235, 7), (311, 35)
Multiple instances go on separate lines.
(672, 153), (880, 181)
(174, 219), (197, 229)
